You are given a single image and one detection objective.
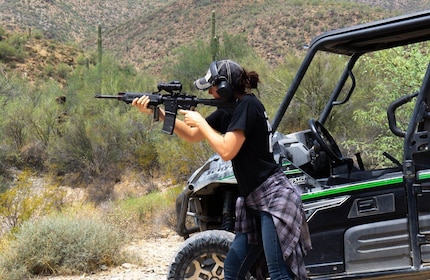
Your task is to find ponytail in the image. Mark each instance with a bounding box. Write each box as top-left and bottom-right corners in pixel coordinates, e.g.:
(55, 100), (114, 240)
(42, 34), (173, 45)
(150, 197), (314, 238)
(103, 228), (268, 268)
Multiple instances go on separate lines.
(247, 71), (259, 89)
(232, 67), (260, 95)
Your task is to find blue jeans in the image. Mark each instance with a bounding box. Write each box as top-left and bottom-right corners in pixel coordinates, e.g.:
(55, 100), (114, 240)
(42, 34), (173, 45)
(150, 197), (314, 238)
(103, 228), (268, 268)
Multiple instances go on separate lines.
(224, 211), (294, 280)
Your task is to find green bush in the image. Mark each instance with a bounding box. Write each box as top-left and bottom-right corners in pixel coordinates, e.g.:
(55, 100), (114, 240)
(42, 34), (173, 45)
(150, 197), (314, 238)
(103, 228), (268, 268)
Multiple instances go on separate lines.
(0, 170), (64, 232)
(111, 185), (183, 237)
(31, 29), (44, 40)
(56, 63), (71, 79)
(0, 214), (129, 280)
(0, 41), (17, 61)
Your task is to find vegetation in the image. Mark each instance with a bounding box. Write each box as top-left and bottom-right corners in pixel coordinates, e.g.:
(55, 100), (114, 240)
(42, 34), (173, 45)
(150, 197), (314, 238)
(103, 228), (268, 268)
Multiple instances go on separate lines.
(3, 0), (428, 72)
(0, 184), (180, 279)
(0, 213), (130, 280)
(342, 43), (430, 167)
(112, 185), (183, 232)
(0, 0), (429, 278)
(0, 170), (64, 231)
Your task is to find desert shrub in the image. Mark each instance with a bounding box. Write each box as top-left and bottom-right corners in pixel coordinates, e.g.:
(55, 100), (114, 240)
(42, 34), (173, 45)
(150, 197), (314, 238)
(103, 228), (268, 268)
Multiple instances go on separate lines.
(47, 108), (138, 190)
(109, 185), (183, 237)
(0, 145), (13, 181)
(154, 134), (213, 181)
(0, 170), (65, 234)
(30, 29), (44, 39)
(56, 63), (71, 79)
(0, 41), (16, 61)
(76, 54), (90, 67)
(19, 140), (47, 171)
(0, 26), (5, 40)
(6, 33), (27, 49)
(0, 213), (130, 280)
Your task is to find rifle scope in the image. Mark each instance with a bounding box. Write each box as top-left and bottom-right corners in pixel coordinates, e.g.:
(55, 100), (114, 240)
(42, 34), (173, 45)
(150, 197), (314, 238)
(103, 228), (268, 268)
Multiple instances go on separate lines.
(157, 81), (182, 93)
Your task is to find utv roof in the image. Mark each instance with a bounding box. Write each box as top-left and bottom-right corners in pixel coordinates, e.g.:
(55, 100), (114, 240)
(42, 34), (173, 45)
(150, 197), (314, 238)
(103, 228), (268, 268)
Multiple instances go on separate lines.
(309, 9), (430, 55)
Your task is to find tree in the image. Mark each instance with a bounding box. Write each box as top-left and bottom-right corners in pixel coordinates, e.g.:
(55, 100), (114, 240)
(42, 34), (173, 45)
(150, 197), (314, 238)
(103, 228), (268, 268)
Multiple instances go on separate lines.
(344, 43), (429, 167)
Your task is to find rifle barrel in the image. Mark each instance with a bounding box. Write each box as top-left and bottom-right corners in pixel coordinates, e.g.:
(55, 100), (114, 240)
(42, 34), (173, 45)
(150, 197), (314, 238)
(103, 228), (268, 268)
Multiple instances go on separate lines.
(195, 98), (235, 107)
(94, 94), (123, 100)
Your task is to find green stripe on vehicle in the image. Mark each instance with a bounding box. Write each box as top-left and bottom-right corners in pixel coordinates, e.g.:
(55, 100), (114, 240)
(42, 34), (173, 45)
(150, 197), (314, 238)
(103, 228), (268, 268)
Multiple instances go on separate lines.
(301, 176), (404, 201)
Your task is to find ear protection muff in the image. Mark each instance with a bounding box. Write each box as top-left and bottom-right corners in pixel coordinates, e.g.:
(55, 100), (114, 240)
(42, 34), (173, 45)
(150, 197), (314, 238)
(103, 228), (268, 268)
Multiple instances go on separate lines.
(210, 61), (234, 101)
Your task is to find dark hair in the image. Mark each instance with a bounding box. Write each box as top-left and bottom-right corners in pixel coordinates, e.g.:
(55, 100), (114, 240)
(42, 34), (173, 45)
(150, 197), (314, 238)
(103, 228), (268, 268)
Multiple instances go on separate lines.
(234, 69), (260, 94)
(247, 71), (259, 89)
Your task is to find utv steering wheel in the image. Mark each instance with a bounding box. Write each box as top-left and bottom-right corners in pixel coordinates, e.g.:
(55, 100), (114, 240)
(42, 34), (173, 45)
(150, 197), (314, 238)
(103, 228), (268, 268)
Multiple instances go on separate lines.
(309, 119), (344, 165)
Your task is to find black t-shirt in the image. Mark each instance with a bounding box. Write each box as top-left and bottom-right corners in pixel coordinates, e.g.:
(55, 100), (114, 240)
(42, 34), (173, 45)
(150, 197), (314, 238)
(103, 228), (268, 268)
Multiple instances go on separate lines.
(206, 107), (234, 134)
(206, 94), (279, 197)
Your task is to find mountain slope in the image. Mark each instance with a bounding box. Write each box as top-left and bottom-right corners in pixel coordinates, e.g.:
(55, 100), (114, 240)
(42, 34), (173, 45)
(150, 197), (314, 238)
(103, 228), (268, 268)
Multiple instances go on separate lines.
(0, 0), (429, 71)
(0, 0), (170, 42)
(100, 0), (393, 68)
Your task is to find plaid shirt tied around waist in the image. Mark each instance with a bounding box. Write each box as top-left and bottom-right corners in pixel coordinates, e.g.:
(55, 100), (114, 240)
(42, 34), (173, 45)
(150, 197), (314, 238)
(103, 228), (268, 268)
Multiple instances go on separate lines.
(235, 170), (312, 280)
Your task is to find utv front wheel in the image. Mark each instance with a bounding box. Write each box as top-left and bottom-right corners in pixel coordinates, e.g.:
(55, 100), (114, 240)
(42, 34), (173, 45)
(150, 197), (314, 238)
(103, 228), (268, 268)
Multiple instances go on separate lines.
(167, 230), (235, 280)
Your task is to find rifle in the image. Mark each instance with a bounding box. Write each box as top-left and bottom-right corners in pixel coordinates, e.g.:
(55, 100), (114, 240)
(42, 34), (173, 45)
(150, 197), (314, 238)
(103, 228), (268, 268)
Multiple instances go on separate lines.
(95, 81), (234, 135)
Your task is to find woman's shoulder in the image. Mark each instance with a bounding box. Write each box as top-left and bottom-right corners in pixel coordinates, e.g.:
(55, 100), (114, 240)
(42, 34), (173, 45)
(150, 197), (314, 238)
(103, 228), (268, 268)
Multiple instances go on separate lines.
(238, 93), (259, 103)
(238, 94), (264, 109)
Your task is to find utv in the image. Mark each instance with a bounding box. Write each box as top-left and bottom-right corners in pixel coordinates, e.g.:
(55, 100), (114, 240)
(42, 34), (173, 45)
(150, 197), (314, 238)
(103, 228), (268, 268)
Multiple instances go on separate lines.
(168, 10), (430, 280)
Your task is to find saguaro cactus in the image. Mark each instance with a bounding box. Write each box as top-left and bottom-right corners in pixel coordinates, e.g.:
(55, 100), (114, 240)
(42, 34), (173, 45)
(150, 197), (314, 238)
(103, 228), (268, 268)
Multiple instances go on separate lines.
(97, 23), (102, 92)
(210, 11), (219, 61)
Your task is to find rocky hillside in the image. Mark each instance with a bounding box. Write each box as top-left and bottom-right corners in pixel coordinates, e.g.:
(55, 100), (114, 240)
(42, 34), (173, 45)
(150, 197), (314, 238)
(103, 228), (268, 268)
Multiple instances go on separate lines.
(0, 0), (429, 71)
(0, 0), (168, 43)
(100, 0), (390, 69)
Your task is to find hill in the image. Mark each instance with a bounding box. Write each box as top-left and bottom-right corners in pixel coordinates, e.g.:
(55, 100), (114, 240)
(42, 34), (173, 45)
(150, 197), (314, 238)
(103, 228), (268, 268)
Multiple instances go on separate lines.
(101, 0), (391, 69)
(0, 0), (429, 72)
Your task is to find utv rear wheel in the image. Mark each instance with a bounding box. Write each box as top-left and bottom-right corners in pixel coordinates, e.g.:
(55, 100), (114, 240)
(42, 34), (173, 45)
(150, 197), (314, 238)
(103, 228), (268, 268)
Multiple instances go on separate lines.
(167, 230), (235, 280)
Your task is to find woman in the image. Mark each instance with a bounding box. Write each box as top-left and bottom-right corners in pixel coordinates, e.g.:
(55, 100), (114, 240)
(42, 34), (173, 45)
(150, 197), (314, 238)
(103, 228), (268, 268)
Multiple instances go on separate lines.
(132, 60), (311, 280)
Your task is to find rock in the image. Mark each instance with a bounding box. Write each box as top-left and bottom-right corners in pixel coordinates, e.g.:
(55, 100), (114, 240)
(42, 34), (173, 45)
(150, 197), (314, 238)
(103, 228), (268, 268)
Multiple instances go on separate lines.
(121, 263), (137, 269)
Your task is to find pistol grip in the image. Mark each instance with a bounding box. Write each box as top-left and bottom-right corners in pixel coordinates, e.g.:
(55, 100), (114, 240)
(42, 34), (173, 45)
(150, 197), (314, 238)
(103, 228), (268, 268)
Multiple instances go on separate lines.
(153, 107), (159, 121)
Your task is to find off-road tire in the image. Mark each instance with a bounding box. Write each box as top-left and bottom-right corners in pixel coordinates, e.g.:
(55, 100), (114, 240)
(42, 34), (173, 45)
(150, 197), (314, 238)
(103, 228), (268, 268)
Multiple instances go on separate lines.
(167, 229), (235, 280)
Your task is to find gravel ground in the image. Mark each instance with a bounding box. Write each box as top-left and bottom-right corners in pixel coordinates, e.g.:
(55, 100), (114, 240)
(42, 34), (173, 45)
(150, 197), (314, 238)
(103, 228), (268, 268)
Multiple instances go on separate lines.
(37, 230), (184, 280)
